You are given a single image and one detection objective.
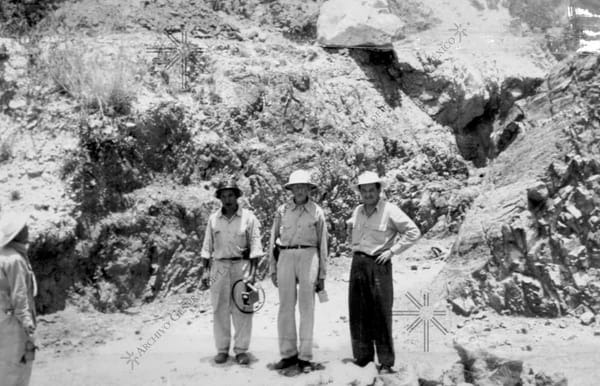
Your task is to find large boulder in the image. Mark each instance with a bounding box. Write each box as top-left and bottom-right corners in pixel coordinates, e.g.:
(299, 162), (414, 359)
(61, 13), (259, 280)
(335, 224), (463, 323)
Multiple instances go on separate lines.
(317, 0), (405, 48)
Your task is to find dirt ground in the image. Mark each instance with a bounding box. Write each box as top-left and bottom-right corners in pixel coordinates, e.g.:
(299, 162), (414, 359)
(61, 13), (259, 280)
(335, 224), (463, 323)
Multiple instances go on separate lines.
(29, 239), (600, 386)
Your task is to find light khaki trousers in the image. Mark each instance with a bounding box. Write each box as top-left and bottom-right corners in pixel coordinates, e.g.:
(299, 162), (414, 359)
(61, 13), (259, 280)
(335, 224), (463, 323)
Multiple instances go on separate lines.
(0, 315), (32, 386)
(276, 248), (319, 361)
(210, 259), (252, 355)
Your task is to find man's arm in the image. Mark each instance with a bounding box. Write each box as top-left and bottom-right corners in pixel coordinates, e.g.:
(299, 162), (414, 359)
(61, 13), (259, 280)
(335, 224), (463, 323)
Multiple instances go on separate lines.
(200, 217), (214, 287)
(246, 212), (264, 282)
(268, 207), (283, 286)
(315, 207), (328, 282)
(4, 255), (35, 335)
(389, 205), (421, 255)
(346, 206), (359, 248)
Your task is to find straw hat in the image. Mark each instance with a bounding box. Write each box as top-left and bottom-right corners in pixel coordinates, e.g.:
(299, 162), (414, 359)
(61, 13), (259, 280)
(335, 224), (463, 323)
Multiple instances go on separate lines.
(284, 170), (317, 190)
(0, 212), (28, 249)
(355, 171), (385, 189)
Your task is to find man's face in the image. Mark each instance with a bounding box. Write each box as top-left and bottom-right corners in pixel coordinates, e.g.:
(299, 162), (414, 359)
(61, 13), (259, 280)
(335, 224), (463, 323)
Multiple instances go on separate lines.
(219, 189), (238, 209)
(359, 183), (380, 206)
(289, 184), (311, 203)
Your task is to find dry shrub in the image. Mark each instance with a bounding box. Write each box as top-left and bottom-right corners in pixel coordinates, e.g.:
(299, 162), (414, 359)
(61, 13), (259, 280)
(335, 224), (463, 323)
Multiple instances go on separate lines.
(43, 39), (137, 116)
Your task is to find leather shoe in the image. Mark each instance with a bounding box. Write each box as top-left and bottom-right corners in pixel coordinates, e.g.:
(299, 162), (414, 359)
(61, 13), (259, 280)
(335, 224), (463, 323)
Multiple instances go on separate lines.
(298, 359), (312, 373)
(273, 354), (298, 369)
(214, 352), (229, 364)
(378, 365), (395, 374)
(353, 359), (371, 367)
(236, 353), (250, 365)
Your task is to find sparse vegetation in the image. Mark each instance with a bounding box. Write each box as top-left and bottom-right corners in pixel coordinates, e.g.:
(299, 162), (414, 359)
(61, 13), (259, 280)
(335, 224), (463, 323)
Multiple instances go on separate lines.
(42, 40), (138, 116)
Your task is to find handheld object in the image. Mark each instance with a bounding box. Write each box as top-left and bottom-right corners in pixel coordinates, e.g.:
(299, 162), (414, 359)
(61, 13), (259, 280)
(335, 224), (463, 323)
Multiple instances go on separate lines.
(232, 279), (265, 314)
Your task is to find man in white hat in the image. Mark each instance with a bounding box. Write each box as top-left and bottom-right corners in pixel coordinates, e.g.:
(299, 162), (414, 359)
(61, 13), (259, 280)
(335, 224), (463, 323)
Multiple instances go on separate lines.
(269, 169), (328, 373)
(346, 171), (420, 374)
(200, 178), (264, 365)
(0, 212), (37, 386)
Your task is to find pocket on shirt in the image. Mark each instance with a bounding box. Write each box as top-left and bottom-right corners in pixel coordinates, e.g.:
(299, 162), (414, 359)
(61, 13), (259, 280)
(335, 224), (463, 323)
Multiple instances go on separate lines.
(366, 223), (387, 245)
(235, 229), (247, 246)
(280, 224), (294, 239)
(305, 221), (317, 234)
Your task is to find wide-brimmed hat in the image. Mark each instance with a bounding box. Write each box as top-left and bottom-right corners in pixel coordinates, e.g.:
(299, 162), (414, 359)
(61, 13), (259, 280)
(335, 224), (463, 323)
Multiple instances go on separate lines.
(354, 171), (385, 190)
(0, 212), (28, 248)
(215, 179), (243, 198)
(284, 170), (317, 190)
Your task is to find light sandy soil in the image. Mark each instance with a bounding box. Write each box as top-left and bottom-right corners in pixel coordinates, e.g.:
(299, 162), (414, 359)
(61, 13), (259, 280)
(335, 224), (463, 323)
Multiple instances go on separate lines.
(30, 239), (600, 386)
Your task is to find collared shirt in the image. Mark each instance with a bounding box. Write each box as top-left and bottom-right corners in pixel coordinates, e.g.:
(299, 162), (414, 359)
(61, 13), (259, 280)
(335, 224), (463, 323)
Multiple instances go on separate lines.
(347, 199), (420, 256)
(200, 206), (263, 260)
(269, 199), (328, 279)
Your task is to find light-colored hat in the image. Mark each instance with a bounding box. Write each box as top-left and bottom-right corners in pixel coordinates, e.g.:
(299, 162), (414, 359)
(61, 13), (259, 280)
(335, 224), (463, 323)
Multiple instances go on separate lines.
(284, 170), (317, 190)
(355, 171), (385, 189)
(0, 212), (28, 248)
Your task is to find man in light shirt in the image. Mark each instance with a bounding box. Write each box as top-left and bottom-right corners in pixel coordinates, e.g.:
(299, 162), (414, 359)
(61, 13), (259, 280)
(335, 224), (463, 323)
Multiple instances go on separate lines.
(200, 179), (263, 365)
(346, 171), (421, 374)
(269, 169), (328, 373)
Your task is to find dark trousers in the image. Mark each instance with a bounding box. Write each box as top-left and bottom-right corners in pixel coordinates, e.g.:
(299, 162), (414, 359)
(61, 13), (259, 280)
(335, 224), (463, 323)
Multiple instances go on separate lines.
(348, 253), (394, 367)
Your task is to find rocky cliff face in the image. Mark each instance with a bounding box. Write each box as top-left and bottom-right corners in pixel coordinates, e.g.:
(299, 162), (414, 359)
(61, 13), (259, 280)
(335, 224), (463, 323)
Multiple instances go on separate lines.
(439, 53), (600, 317)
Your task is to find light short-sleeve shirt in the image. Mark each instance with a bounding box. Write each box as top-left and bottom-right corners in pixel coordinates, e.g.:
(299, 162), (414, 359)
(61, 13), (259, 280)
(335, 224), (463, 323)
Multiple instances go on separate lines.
(200, 207), (263, 260)
(347, 199), (420, 256)
(269, 200), (328, 279)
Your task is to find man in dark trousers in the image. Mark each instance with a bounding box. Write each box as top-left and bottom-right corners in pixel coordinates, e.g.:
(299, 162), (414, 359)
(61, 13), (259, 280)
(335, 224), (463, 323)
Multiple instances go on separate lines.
(346, 171), (420, 374)
(200, 178), (263, 365)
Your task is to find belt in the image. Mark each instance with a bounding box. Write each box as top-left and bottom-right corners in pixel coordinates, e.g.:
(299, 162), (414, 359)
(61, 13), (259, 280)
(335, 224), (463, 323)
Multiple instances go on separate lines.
(353, 251), (381, 259)
(279, 245), (316, 250)
(220, 257), (246, 261)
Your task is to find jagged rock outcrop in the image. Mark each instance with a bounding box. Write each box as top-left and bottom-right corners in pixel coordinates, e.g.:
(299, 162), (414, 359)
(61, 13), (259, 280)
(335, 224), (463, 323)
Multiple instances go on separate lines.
(422, 343), (568, 386)
(29, 186), (215, 313)
(436, 53), (600, 317)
